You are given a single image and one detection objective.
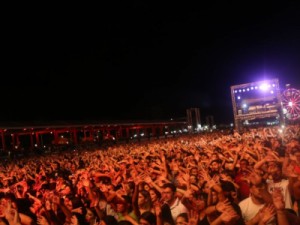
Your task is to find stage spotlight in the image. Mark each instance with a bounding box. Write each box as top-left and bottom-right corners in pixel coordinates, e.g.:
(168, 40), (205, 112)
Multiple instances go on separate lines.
(259, 83), (269, 91)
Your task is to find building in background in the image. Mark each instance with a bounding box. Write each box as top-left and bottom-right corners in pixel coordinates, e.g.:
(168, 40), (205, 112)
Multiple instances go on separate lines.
(206, 115), (215, 129)
(186, 108), (201, 132)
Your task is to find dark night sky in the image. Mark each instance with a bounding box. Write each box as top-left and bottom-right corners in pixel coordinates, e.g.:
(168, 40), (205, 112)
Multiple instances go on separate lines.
(2, 2), (300, 124)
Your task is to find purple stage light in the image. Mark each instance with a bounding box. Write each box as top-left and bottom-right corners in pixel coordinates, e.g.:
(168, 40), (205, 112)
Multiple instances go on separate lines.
(259, 83), (269, 91)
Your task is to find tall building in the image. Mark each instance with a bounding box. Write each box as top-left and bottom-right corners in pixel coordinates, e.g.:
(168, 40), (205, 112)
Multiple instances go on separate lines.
(206, 115), (215, 128)
(186, 108), (201, 132)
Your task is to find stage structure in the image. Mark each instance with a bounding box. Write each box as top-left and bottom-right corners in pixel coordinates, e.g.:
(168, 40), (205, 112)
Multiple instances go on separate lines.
(231, 79), (284, 131)
(186, 108), (201, 132)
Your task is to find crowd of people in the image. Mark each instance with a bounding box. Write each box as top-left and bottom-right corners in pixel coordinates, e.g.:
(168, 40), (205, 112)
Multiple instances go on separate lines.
(0, 124), (300, 225)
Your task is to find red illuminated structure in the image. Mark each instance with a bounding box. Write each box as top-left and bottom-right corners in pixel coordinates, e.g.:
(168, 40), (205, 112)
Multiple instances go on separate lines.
(0, 120), (187, 151)
(282, 88), (300, 121)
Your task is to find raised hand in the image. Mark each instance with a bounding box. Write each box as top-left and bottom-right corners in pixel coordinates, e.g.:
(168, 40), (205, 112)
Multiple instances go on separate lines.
(248, 171), (263, 186)
(219, 207), (239, 223)
(207, 178), (217, 189)
(220, 173), (230, 181)
(90, 195), (100, 208)
(70, 215), (79, 225)
(99, 183), (108, 193)
(199, 170), (211, 182)
(242, 167), (252, 174)
(116, 186), (127, 196)
(72, 207), (83, 214)
(134, 173), (146, 185)
(216, 199), (231, 212)
(4, 201), (21, 225)
(272, 188), (285, 211)
(183, 189), (194, 199)
(183, 173), (190, 183)
(144, 175), (153, 184)
(188, 209), (199, 225)
(37, 215), (50, 225)
(82, 179), (90, 188)
(259, 204), (276, 224)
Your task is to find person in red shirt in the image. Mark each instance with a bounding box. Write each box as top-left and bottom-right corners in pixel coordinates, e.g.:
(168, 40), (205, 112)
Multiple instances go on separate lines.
(234, 159), (251, 201)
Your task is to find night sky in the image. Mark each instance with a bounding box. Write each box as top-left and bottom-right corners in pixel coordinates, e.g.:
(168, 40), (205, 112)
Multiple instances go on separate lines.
(2, 2), (300, 125)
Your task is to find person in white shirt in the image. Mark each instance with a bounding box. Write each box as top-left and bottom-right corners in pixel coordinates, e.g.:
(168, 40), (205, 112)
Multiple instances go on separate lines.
(161, 182), (188, 222)
(239, 172), (276, 225)
(266, 161), (293, 209)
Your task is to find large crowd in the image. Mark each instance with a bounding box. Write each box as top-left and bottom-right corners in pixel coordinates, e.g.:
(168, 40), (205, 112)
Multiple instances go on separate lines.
(0, 124), (300, 225)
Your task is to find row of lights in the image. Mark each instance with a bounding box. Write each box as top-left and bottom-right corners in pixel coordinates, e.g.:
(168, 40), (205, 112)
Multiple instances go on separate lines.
(234, 83), (276, 94)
